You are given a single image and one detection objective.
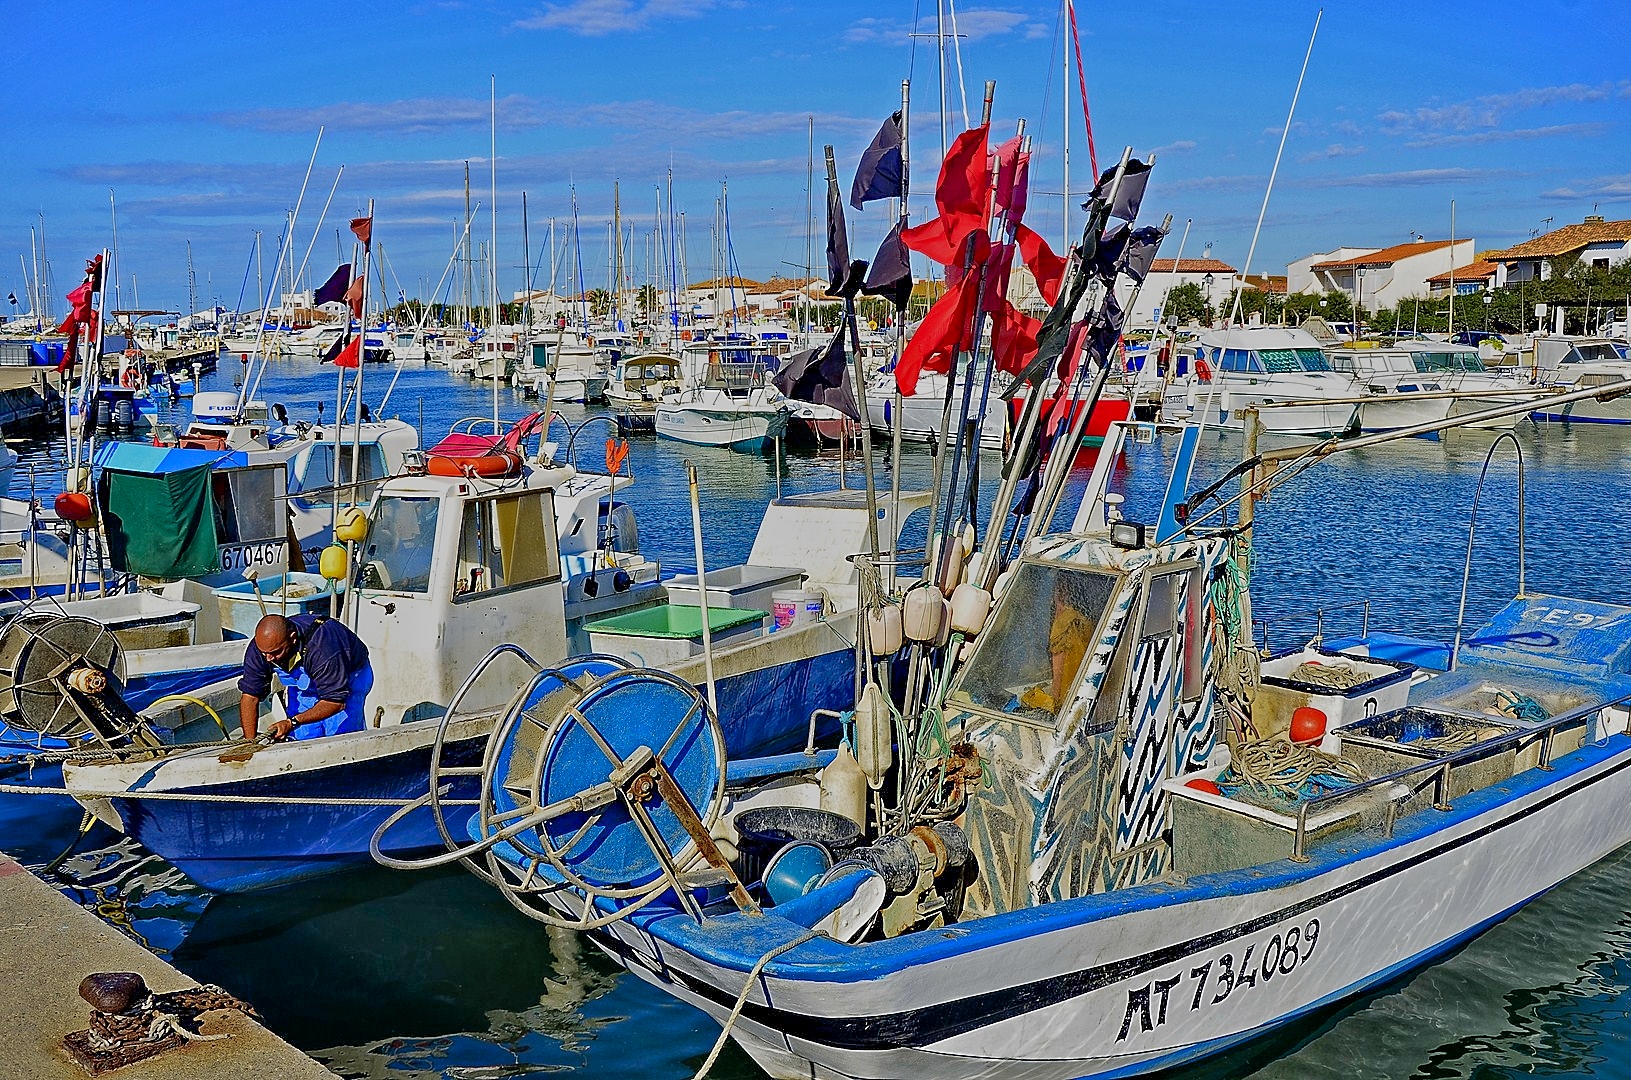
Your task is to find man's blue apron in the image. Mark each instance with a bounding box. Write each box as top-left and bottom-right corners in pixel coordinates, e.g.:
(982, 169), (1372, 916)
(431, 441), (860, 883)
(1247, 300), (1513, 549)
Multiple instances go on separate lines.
(274, 658), (375, 740)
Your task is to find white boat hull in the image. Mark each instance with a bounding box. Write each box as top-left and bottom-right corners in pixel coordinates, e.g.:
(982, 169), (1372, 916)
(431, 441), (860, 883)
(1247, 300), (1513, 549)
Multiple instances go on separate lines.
(588, 739), (1631, 1080)
(655, 405), (785, 449)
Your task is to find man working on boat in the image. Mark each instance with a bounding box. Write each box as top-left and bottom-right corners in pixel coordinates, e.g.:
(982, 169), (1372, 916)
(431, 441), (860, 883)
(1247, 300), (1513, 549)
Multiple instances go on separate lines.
(238, 613), (374, 741)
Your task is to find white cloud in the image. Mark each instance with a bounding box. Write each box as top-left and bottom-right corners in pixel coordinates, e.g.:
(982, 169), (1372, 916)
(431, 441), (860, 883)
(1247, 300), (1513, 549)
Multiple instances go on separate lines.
(1295, 143), (1366, 164)
(1150, 139), (1197, 156)
(1295, 167), (1505, 190)
(1378, 82), (1626, 135)
(1404, 123), (1608, 149)
(1542, 175), (1631, 202)
(512, 0), (725, 36)
(846, 8), (1039, 45)
(213, 96), (546, 135)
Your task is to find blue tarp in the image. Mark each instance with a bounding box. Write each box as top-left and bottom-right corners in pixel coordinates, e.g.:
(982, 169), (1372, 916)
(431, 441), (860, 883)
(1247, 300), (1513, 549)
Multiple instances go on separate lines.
(94, 442), (248, 475)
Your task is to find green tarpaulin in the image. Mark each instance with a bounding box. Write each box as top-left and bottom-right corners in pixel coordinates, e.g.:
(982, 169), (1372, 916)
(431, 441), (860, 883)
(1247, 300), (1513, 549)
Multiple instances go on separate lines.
(99, 464), (220, 579)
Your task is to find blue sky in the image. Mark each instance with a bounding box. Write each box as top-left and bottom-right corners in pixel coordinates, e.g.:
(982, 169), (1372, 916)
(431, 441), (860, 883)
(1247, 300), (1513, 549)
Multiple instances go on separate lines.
(6, 0), (1630, 317)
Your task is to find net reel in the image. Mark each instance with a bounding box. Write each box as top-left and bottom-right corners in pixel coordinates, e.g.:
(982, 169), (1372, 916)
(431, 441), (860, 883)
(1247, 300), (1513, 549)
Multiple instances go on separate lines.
(0, 611), (141, 744)
(374, 657), (752, 931)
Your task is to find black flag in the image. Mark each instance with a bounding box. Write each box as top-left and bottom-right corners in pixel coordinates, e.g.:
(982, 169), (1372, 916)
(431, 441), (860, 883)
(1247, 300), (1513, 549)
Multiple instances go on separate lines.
(772, 327), (859, 420)
(850, 112), (905, 210)
(826, 165), (867, 299)
(313, 264), (352, 308)
(5, 293), (15, 306)
(861, 220), (913, 311)
(1086, 159), (1152, 223)
(1120, 225), (1169, 283)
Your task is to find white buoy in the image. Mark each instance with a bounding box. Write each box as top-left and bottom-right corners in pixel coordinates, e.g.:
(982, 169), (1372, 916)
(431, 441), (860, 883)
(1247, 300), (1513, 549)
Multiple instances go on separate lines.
(949, 582), (993, 636)
(935, 533), (965, 596)
(819, 743), (868, 827)
(903, 587), (947, 643)
(866, 603), (904, 656)
(854, 681), (893, 789)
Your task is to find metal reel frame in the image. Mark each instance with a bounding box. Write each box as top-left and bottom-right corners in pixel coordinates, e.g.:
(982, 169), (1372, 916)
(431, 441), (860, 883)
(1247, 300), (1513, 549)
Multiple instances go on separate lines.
(2, 612), (127, 741)
(476, 668), (743, 932)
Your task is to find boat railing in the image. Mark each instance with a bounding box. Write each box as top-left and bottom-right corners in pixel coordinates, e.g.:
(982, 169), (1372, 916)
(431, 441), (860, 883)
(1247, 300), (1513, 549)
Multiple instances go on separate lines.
(1254, 598), (1370, 654)
(1287, 690), (1631, 861)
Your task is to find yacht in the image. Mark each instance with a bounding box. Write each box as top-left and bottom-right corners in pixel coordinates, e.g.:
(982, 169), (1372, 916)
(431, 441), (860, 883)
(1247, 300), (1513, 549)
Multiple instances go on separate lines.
(1161, 326), (1364, 437)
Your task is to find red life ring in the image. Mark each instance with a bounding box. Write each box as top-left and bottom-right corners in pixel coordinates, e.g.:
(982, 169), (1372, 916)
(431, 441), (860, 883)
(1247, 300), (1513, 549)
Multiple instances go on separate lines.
(1195, 356), (1213, 383)
(121, 366), (140, 389)
(426, 450), (524, 478)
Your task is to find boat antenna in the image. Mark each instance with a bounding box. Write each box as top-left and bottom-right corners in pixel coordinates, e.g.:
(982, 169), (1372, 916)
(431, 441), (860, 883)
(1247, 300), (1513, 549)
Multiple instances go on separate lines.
(1187, 9), (1320, 447)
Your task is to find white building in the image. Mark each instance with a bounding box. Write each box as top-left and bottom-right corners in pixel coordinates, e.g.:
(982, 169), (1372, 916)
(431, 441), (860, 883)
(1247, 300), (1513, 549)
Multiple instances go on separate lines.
(1119, 258), (1241, 327)
(1302, 239), (1474, 312)
(1485, 215), (1631, 285)
(1287, 248), (1372, 294)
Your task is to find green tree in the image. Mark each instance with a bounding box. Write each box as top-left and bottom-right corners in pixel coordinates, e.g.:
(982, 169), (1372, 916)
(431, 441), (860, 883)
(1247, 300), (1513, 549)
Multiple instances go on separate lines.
(1164, 282), (1214, 326)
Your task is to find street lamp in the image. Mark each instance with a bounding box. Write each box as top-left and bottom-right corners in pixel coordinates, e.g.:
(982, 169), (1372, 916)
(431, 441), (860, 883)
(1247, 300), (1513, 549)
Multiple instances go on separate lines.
(1484, 291), (1493, 333)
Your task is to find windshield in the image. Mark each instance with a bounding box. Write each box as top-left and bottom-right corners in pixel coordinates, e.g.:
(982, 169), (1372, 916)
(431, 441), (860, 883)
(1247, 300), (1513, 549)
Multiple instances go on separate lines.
(1570, 343), (1621, 363)
(291, 443), (389, 506)
(951, 562), (1119, 724)
(360, 496), (440, 593)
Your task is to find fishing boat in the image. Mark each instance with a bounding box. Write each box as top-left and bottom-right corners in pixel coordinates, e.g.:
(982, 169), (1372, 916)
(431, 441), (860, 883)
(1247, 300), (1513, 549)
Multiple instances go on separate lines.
(398, 382), (1631, 1080)
(367, 113), (1631, 1077)
(604, 353), (682, 410)
(656, 363), (789, 451)
(1161, 327), (1364, 437)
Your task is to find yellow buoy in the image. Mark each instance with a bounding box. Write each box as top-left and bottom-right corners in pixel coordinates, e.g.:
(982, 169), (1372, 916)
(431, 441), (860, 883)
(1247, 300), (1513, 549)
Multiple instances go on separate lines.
(318, 544), (349, 581)
(334, 507), (370, 543)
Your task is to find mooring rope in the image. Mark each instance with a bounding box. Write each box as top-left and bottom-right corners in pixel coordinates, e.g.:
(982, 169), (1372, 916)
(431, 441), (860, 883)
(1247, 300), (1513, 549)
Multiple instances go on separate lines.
(0, 780), (435, 807)
(1287, 661), (1369, 691)
(689, 927), (823, 1080)
(1228, 739), (1365, 798)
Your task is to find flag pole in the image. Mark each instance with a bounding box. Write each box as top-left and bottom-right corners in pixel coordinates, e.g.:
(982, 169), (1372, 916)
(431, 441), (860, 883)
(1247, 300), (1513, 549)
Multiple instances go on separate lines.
(890, 78), (910, 553)
(350, 199), (374, 534)
(825, 147), (880, 558)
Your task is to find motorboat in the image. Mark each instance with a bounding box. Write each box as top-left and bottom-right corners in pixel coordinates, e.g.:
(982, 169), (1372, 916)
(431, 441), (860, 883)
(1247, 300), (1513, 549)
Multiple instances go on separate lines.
(1403, 340), (1533, 429)
(656, 364), (789, 451)
(1161, 326), (1364, 437)
(605, 353), (682, 410)
(1531, 337), (1631, 424)
(1326, 346), (1455, 434)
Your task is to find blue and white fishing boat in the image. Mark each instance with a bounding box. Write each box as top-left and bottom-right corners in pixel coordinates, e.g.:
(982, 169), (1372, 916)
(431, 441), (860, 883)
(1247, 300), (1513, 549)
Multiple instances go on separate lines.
(395, 390), (1631, 1080)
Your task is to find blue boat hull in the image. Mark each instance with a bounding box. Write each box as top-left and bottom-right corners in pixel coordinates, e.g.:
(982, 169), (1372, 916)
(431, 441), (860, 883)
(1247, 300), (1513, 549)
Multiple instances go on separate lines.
(111, 648), (853, 893)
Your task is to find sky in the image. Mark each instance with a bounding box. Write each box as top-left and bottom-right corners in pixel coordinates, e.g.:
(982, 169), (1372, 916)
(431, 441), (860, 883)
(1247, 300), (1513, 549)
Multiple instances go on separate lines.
(6, 0), (1631, 318)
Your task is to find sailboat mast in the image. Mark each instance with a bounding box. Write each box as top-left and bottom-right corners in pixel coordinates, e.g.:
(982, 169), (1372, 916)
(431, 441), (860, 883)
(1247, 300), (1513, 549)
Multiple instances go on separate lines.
(463, 161), (472, 327)
(489, 78), (501, 437)
(1062, 0), (1071, 248)
(613, 180), (622, 330)
(805, 117), (814, 337)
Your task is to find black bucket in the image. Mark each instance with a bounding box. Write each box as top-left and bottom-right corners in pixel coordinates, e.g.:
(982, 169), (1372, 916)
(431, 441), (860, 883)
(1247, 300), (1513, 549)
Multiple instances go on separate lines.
(733, 806), (862, 883)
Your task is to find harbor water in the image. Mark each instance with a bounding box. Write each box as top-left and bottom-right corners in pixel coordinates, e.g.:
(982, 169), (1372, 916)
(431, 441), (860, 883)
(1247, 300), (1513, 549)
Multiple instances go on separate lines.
(6, 351), (1631, 1079)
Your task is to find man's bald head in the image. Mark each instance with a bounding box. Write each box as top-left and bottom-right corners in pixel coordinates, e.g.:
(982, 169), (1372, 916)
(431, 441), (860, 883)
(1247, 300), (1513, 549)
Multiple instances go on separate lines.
(254, 615), (296, 663)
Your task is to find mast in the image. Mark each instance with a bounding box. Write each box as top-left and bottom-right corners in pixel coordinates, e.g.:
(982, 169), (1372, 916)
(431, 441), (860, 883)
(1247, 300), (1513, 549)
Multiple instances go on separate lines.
(489, 77), (501, 437)
(1062, 0), (1070, 248)
(463, 161), (473, 327)
(613, 179), (623, 331)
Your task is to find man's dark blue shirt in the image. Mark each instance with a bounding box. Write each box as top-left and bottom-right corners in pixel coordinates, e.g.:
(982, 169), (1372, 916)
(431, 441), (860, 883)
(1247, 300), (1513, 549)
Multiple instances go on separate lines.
(239, 614), (371, 704)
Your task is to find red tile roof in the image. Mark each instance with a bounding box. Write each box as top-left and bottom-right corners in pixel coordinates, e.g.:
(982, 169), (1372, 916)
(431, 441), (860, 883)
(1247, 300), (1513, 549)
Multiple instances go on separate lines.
(1425, 259), (1499, 285)
(1311, 240), (1457, 271)
(1486, 217), (1631, 259)
(1241, 274), (1287, 294)
(1149, 258), (1238, 274)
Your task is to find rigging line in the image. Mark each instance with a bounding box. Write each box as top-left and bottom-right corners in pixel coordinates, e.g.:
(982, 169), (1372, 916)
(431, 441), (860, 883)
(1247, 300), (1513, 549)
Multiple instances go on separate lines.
(908, 0), (922, 81)
(946, 0), (971, 130)
(1194, 8), (1321, 442)
(1066, 0), (1096, 179)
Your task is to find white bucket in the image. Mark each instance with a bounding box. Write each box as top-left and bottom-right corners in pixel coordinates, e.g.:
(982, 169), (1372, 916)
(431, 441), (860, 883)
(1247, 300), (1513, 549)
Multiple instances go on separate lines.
(772, 589), (824, 631)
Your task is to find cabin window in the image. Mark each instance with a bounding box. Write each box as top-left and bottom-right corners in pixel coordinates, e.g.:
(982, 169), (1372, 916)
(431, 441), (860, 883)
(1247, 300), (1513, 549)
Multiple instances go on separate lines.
(211, 465), (283, 544)
(361, 496), (440, 593)
(951, 561), (1118, 724)
(1182, 565), (1207, 703)
(291, 443), (389, 507)
(1219, 349), (1259, 374)
(453, 490), (560, 601)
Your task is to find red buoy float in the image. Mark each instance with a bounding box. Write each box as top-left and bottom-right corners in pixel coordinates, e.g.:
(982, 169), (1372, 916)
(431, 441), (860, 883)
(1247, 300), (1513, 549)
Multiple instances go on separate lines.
(1184, 778), (1222, 796)
(1290, 706), (1328, 746)
(54, 491), (94, 524)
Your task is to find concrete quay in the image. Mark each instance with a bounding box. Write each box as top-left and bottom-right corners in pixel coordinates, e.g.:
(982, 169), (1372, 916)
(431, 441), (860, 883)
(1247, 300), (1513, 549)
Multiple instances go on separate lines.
(0, 851), (335, 1079)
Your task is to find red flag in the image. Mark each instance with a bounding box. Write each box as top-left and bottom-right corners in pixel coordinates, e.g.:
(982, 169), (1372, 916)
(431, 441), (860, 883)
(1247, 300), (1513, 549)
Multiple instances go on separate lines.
(53, 258), (103, 373)
(991, 137), (1031, 226)
(1015, 225), (1065, 305)
(343, 277), (365, 319)
(328, 336), (361, 369)
(350, 216), (373, 248)
(902, 125), (991, 269)
(895, 273), (981, 396)
(991, 301), (1042, 376)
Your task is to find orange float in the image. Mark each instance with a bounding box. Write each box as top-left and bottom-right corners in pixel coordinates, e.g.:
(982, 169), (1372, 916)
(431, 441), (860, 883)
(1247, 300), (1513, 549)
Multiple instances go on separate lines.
(426, 450), (524, 478)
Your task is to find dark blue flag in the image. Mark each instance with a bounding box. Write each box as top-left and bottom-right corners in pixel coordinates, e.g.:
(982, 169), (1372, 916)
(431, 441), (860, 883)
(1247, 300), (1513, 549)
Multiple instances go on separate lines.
(850, 111), (905, 210)
(861, 220), (913, 311)
(772, 327), (859, 420)
(313, 264), (351, 308)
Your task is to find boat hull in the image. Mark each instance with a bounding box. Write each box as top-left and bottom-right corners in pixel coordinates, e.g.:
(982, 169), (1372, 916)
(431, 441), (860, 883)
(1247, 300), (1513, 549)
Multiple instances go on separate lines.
(67, 647), (851, 892)
(575, 734), (1631, 1080)
(656, 405), (786, 450)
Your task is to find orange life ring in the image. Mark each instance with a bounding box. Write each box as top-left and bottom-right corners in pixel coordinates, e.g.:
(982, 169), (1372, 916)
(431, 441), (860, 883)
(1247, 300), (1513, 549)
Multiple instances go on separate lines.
(1195, 356), (1213, 383)
(426, 450), (524, 478)
(121, 366), (140, 389)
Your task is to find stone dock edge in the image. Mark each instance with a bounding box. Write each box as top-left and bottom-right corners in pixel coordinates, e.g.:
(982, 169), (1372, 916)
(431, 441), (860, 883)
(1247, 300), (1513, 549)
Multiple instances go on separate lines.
(0, 850), (337, 1079)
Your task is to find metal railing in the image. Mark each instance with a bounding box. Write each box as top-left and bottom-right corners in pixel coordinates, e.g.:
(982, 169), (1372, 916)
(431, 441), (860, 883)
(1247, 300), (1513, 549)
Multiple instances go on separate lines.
(1286, 690), (1631, 861)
